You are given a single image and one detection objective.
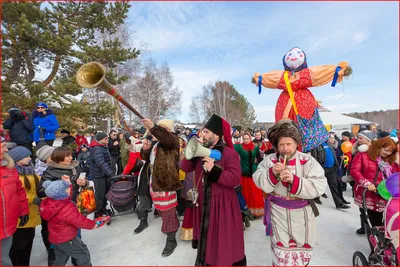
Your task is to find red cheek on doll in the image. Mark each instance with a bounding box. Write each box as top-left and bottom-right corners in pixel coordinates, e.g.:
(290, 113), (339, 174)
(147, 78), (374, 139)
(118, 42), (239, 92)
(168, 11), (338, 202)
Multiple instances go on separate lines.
(299, 54), (304, 57)
(286, 56), (290, 60)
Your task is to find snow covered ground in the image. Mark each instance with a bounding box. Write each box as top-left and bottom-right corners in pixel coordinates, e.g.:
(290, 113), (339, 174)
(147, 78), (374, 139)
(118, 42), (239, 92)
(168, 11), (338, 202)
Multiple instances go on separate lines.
(30, 189), (371, 266)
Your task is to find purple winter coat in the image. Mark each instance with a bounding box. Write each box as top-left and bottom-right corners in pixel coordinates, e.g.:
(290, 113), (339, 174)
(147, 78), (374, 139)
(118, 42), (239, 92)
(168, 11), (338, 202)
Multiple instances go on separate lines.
(181, 142), (246, 266)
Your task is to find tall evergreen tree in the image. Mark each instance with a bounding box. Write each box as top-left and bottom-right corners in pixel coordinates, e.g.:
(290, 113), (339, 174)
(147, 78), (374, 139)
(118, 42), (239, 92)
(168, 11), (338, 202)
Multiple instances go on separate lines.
(2, 1), (140, 131)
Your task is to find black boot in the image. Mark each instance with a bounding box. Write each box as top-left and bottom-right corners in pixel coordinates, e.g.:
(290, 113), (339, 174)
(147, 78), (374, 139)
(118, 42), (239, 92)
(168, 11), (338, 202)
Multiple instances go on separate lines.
(244, 209), (255, 221)
(356, 214), (366, 235)
(48, 248), (55, 266)
(162, 232), (178, 257)
(134, 211), (149, 234)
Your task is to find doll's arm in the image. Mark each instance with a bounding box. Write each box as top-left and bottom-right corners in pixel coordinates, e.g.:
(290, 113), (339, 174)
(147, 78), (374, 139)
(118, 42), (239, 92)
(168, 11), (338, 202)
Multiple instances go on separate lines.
(252, 70), (284, 89)
(309, 62), (348, 87)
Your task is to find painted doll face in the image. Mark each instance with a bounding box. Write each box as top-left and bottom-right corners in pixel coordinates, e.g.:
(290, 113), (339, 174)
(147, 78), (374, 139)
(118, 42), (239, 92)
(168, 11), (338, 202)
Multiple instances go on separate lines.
(284, 47), (305, 71)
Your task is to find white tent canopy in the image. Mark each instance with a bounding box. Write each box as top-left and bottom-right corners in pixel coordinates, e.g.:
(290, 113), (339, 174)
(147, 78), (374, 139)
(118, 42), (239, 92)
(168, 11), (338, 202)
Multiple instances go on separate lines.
(319, 111), (375, 135)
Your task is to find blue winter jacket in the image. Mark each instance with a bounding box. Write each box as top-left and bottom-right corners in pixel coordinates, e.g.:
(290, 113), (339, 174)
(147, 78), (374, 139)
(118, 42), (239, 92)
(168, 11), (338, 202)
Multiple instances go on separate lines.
(32, 109), (60, 142)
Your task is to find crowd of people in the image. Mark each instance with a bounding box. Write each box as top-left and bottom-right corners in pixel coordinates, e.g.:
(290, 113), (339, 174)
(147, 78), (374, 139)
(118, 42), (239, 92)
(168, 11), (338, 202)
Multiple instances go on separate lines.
(1, 102), (399, 266)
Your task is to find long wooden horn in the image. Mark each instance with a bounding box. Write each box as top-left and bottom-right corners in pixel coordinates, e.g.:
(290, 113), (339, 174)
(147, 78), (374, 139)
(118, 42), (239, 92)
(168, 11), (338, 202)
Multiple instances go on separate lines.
(76, 62), (144, 119)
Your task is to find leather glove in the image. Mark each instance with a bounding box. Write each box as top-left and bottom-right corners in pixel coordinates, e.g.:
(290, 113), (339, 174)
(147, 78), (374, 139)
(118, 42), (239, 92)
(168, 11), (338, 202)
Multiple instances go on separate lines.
(19, 215), (29, 227)
(33, 197), (42, 206)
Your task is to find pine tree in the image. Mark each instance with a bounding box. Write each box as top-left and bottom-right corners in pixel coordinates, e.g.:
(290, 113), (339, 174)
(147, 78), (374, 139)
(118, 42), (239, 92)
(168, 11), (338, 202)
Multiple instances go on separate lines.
(2, 1), (140, 131)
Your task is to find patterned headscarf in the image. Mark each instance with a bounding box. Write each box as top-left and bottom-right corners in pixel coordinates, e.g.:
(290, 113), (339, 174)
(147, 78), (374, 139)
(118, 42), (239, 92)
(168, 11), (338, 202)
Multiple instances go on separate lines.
(282, 46), (308, 72)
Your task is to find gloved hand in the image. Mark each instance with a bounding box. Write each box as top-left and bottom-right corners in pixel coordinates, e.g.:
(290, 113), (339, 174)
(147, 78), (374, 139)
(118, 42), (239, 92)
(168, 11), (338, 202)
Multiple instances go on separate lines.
(19, 215), (29, 227)
(15, 111), (26, 120)
(33, 197), (42, 206)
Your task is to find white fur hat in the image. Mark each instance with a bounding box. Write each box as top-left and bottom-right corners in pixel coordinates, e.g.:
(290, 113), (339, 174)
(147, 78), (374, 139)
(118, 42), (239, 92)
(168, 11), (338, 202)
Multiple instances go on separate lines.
(157, 119), (174, 132)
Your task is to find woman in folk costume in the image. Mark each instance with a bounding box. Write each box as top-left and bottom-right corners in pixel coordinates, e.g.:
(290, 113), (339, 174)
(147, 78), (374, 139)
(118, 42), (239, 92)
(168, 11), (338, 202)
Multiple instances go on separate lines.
(252, 47), (352, 152)
(253, 120), (327, 266)
(181, 114), (246, 266)
(234, 132), (264, 217)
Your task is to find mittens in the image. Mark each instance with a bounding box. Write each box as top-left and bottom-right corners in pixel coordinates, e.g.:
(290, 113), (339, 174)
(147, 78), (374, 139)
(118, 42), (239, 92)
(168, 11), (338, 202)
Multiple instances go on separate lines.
(19, 215), (29, 227)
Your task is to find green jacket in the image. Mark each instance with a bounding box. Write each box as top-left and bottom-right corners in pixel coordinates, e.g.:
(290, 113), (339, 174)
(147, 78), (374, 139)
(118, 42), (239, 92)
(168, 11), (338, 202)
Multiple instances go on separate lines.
(120, 138), (129, 169)
(234, 144), (259, 177)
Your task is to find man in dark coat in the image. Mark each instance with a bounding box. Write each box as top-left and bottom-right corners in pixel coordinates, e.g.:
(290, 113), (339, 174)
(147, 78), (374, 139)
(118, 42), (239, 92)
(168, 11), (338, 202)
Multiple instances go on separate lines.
(108, 130), (120, 175)
(141, 118), (181, 257)
(181, 114), (246, 266)
(3, 107), (34, 152)
(89, 132), (114, 219)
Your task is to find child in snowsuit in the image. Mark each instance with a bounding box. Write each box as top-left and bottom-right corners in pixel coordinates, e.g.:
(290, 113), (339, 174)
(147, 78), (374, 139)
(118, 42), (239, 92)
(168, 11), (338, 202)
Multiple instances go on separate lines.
(39, 180), (105, 266)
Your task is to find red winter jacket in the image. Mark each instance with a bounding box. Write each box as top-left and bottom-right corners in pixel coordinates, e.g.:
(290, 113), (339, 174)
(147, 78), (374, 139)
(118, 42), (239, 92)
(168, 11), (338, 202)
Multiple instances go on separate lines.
(0, 165), (29, 239)
(123, 151), (140, 175)
(39, 198), (96, 244)
(350, 152), (399, 212)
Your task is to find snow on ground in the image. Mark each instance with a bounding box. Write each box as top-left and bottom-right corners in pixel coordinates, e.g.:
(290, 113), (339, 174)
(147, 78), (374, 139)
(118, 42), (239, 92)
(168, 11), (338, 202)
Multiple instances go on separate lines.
(30, 189), (370, 266)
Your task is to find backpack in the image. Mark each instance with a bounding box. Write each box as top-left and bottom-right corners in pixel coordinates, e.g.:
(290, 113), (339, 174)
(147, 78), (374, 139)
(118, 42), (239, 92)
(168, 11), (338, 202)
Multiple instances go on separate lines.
(310, 144), (326, 167)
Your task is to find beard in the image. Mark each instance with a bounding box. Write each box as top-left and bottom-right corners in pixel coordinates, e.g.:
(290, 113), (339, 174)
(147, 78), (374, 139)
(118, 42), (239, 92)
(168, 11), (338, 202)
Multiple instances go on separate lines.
(203, 135), (216, 148)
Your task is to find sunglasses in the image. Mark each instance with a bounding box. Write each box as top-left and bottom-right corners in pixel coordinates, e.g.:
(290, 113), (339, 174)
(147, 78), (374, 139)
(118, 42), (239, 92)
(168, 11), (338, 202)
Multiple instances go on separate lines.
(36, 107), (45, 110)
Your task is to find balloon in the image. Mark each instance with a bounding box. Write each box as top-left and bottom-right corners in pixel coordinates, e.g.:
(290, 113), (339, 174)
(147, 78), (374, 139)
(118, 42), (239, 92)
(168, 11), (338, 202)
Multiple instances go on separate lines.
(386, 172), (399, 197)
(341, 141), (353, 154)
(378, 180), (391, 200)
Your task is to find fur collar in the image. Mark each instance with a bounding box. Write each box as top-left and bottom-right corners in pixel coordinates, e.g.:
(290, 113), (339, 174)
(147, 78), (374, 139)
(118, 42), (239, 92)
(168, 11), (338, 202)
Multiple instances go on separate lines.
(47, 160), (79, 169)
(1, 153), (15, 169)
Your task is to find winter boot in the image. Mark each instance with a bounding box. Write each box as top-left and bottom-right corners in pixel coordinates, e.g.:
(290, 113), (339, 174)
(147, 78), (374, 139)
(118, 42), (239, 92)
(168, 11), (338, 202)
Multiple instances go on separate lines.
(134, 211), (149, 234)
(356, 214), (366, 235)
(162, 232), (178, 257)
(244, 209), (255, 221)
(48, 248), (55, 266)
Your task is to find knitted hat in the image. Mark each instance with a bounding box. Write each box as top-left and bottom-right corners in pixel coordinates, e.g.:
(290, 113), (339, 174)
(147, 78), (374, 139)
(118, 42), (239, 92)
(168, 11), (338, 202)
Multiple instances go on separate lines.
(7, 146), (32, 162)
(358, 130), (376, 142)
(123, 132), (132, 140)
(8, 106), (21, 113)
(179, 134), (188, 144)
(36, 102), (48, 109)
(95, 132), (108, 141)
(380, 131), (390, 138)
(157, 119), (174, 132)
(260, 126), (267, 131)
(43, 180), (70, 200)
(80, 144), (89, 149)
(36, 145), (56, 161)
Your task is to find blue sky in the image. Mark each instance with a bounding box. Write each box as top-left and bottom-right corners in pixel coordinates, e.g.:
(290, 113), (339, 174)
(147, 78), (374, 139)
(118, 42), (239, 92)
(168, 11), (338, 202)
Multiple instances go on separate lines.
(126, 2), (398, 123)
